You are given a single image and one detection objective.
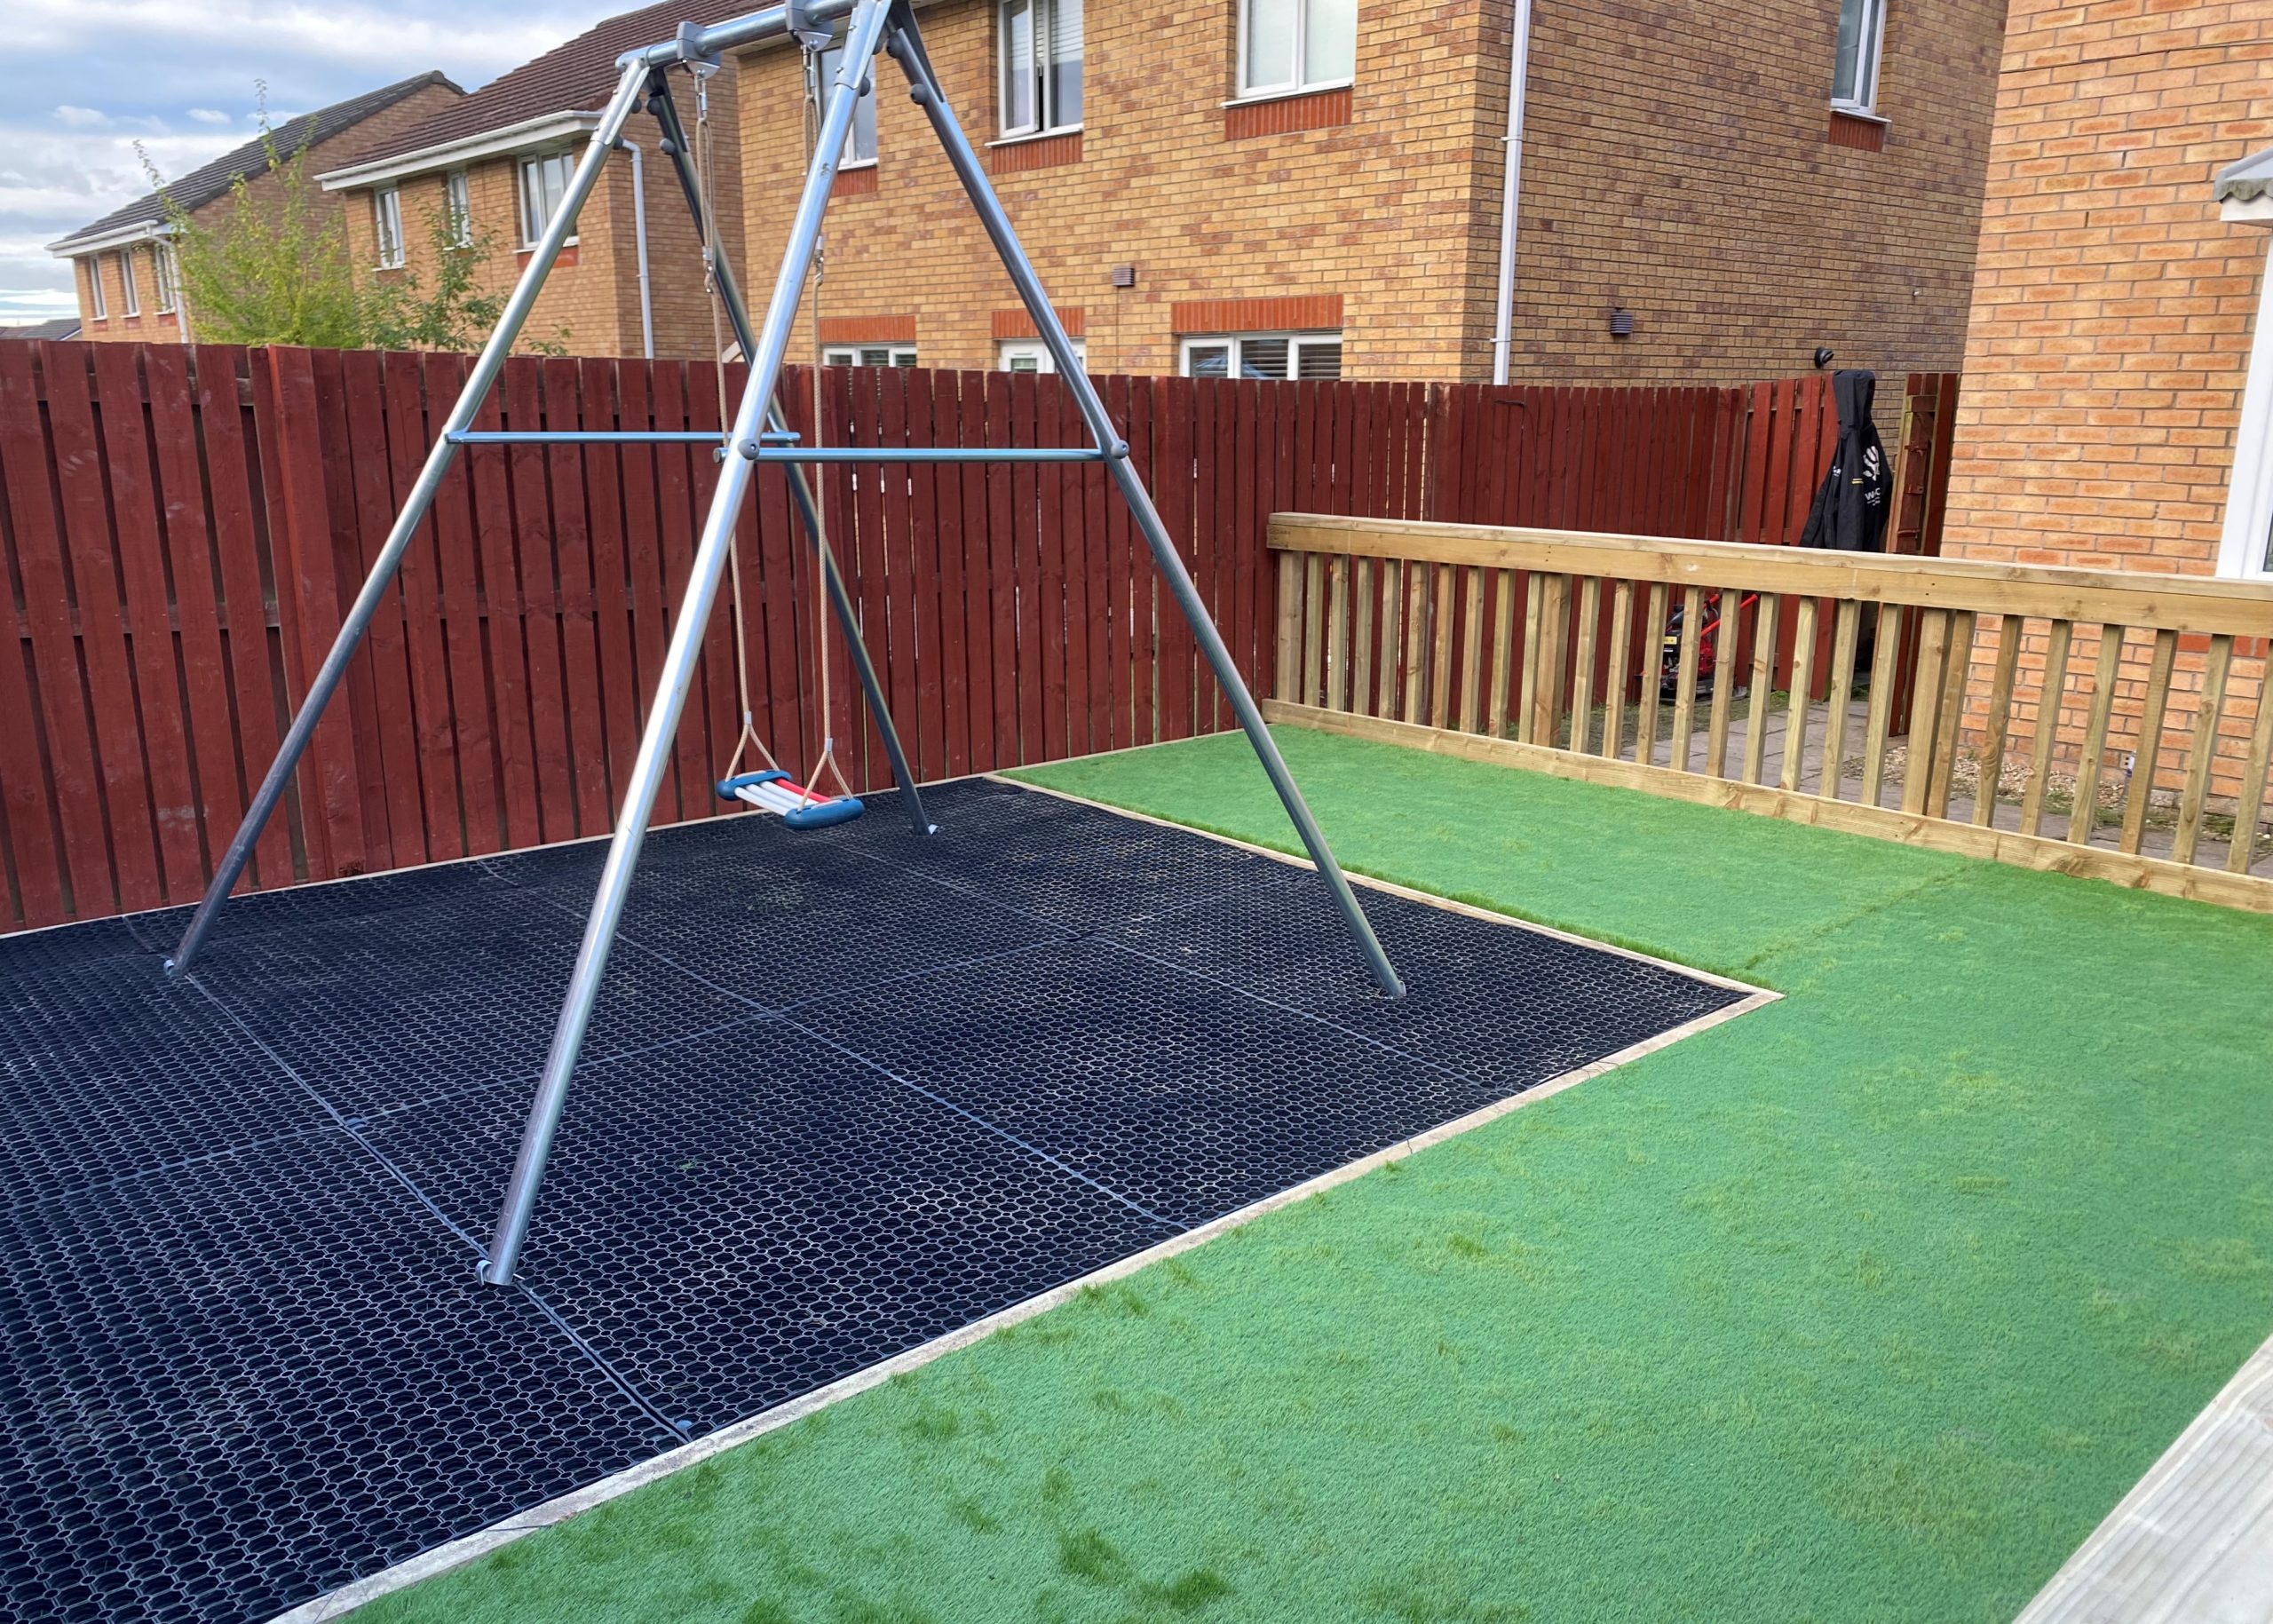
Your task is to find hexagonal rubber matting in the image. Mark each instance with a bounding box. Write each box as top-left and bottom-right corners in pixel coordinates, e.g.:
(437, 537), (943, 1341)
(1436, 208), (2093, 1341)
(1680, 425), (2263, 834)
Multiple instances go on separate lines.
(0, 777), (1751, 1621)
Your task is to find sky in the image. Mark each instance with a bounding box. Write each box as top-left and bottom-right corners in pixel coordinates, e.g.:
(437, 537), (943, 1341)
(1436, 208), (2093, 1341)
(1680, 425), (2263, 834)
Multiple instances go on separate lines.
(1, 0), (594, 323)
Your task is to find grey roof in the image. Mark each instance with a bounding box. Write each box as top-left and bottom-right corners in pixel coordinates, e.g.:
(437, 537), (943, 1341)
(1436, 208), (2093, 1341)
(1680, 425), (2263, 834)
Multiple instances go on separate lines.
(50, 72), (462, 251)
(0, 319), (83, 341)
(2214, 147), (2273, 203)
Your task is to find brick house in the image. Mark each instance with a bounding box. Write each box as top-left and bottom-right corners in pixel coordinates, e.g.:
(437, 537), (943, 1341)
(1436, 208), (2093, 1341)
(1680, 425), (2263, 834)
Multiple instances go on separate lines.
(726, 0), (2004, 383)
(318, 0), (752, 361)
(1937, 0), (2272, 796)
(44, 74), (463, 343)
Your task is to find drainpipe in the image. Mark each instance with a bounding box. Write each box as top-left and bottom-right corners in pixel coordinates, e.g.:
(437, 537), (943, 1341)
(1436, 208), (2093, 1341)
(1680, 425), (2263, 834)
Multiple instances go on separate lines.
(1489, 0), (1535, 385)
(616, 137), (656, 359)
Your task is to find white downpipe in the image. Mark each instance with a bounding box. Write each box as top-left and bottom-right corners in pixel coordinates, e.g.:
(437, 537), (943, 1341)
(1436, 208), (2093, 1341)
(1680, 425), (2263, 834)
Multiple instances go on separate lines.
(619, 137), (656, 359)
(1490, 0), (1535, 385)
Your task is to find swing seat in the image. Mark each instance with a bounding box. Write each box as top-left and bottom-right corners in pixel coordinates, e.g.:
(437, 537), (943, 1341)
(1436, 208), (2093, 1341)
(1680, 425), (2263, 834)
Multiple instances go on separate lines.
(717, 771), (865, 830)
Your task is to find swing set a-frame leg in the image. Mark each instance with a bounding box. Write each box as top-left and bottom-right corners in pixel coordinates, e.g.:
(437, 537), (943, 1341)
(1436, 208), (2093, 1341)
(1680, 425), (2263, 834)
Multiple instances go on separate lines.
(480, 0), (1400, 1287)
(479, 0), (901, 1286)
(641, 74), (932, 837)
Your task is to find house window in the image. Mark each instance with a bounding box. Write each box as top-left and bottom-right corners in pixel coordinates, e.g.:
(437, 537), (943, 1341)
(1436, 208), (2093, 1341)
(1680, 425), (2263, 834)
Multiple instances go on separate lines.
(153, 242), (179, 313)
(998, 337), (1087, 373)
(818, 44), (881, 165)
(1238, 0), (1356, 99)
(83, 257), (107, 321)
(519, 152), (577, 246)
(1000, 0), (1082, 139)
(1180, 331), (1342, 379)
(2217, 237), (2273, 581)
(822, 345), (918, 367)
(374, 187), (406, 268)
(445, 170), (473, 249)
(117, 250), (139, 317)
(1832, 0), (1887, 113)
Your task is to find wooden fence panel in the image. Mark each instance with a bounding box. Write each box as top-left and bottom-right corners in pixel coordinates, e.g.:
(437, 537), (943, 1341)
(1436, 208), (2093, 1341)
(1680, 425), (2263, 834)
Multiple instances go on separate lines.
(0, 342), (1962, 934)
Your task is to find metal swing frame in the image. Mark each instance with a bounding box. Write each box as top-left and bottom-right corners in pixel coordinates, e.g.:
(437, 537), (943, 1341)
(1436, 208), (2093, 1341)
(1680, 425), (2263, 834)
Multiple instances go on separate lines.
(164, 0), (1404, 1287)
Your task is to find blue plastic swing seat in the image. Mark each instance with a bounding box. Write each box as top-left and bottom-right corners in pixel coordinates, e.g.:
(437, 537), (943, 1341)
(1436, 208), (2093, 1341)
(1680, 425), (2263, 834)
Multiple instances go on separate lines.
(716, 770), (865, 830)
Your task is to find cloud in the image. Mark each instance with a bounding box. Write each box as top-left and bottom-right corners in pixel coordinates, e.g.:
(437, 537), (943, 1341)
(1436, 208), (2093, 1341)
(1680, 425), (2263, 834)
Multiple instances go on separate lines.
(54, 105), (110, 128)
(187, 107), (231, 124)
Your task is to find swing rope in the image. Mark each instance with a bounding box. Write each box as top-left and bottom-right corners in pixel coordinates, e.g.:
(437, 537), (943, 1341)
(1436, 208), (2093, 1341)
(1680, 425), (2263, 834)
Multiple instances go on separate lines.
(695, 51), (853, 812)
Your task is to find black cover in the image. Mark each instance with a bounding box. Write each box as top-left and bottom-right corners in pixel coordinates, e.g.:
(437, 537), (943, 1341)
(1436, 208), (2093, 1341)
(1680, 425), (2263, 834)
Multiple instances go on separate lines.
(1798, 368), (1893, 552)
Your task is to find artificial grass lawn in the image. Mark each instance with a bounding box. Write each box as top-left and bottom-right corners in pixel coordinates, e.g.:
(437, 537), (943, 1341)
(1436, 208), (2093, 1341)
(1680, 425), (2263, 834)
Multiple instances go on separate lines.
(368, 728), (2273, 1623)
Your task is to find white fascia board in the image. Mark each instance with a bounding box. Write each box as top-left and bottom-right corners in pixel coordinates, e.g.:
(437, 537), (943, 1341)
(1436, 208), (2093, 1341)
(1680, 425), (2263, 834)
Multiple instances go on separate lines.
(316, 110), (604, 192)
(2221, 196), (2273, 226)
(46, 218), (176, 257)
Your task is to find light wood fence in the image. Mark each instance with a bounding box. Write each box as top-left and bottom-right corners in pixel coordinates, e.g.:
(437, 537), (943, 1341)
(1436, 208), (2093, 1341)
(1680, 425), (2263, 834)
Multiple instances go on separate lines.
(1267, 514), (2273, 913)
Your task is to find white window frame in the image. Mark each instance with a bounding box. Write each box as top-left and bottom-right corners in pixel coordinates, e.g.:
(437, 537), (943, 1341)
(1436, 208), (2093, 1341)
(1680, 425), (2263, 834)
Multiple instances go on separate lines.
(445, 170), (473, 249)
(117, 250), (139, 317)
(817, 45), (881, 167)
(374, 186), (406, 269)
(997, 0), (1082, 140)
(1831, 0), (1889, 115)
(153, 241), (179, 313)
(821, 345), (919, 368)
(998, 337), (1087, 373)
(84, 257), (107, 321)
(1234, 0), (1356, 101)
(518, 151), (579, 248)
(1178, 330), (1342, 380)
(2217, 234), (2273, 580)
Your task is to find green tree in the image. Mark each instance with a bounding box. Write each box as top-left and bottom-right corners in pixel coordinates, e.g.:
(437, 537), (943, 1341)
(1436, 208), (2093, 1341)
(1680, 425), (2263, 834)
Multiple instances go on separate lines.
(143, 88), (513, 353)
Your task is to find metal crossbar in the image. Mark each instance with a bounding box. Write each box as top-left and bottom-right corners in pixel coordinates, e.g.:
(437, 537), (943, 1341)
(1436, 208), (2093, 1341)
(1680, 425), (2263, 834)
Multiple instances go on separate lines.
(162, 0), (1405, 1289)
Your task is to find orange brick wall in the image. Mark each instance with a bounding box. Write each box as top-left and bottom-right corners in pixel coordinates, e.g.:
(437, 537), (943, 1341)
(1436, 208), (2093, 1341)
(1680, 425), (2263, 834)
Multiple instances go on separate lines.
(1505, 0), (2004, 383)
(729, 0), (2000, 383)
(1939, 0), (2273, 804)
(1940, 0), (2273, 575)
(71, 82), (463, 343)
(337, 73), (747, 362)
(733, 0), (1507, 380)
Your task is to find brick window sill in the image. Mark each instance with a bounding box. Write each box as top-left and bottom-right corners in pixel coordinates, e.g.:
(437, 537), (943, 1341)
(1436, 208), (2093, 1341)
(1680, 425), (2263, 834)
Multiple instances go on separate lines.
(987, 129), (1082, 175)
(833, 163), (879, 197)
(1827, 108), (1888, 151)
(1224, 84), (1352, 141)
(516, 242), (581, 267)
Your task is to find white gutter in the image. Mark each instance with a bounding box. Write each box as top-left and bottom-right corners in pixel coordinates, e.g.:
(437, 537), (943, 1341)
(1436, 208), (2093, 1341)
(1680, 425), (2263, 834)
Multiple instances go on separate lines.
(316, 109), (604, 191)
(618, 138), (655, 359)
(1489, 0), (1535, 385)
(45, 218), (176, 258)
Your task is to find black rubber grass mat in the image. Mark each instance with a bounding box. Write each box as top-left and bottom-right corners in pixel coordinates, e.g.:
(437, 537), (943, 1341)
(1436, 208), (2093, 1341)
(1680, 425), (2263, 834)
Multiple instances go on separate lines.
(0, 1130), (669, 1624)
(361, 1021), (1178, 1435)
(0, 955), (329, 1211)
(181, 886), (753, 1118)
(0, 774), (1752, 1622)
(790, 937), (1495, 1228)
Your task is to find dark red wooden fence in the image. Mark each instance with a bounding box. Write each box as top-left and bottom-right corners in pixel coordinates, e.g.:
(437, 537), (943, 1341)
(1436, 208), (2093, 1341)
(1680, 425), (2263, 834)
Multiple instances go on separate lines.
(0, 343), (1955, 933)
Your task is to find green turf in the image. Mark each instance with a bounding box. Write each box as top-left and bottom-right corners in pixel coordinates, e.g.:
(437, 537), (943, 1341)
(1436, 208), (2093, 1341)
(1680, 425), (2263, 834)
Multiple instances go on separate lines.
(367, 727), (2273, 1624)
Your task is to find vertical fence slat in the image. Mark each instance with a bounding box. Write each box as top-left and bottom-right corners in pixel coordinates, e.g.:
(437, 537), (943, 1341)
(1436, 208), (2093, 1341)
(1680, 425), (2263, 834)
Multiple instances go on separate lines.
(1780, 596), (1818, 792)
(144, 346), (248, 892)
(48, 346), (164, 909)
(91, 345), (205, 900)
(1742, 591), (1778, 785)
(2018, 619), (2074, 839)
(1670, 586), (1703, 772)
(381, 352), (467, 860)
(2229, 665), (2273, 875)
(2171, 633), (2233, 866)
(1569, 576), (1601, 753)
(2118, 627), (2179, 857)
(2070, 626), (2127, 846)
(1900, 608), (1952, 816)
(1971, 614), (2023, 828)
(1604, 579), (1634, 761)
(1924, 610), (1976, 819)
(1818, 598), (1859, 796)
(1635, 582), (1667, 766)
(1861, 614), (1901, 807)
